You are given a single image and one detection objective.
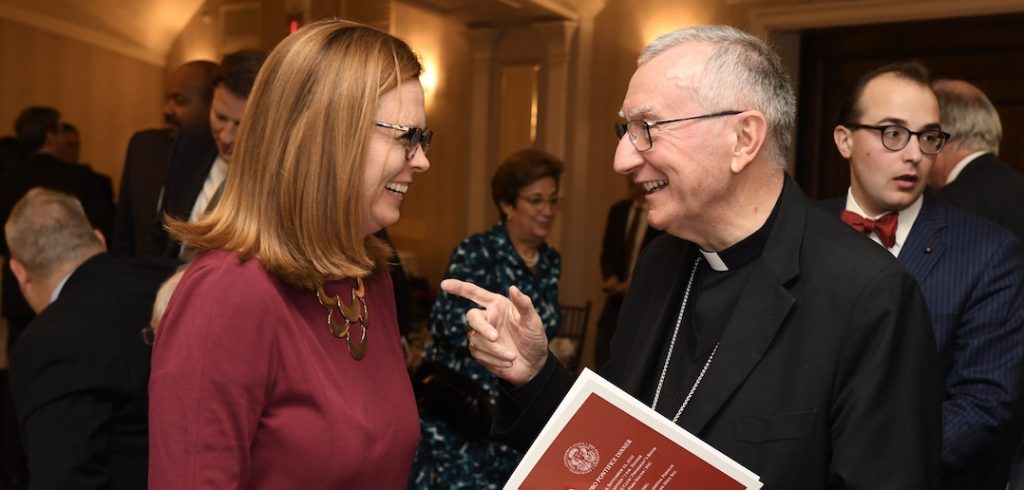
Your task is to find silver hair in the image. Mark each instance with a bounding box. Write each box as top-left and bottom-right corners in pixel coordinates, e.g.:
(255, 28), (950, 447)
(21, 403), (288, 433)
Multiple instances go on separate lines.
(639, 25), (796, 168)
(4, 188), (103, 278)
(931, 79), (1001, 155)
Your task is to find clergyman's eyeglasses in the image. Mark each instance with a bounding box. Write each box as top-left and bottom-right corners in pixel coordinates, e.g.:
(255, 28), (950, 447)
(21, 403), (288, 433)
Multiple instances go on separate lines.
(614, 110), (743, 152)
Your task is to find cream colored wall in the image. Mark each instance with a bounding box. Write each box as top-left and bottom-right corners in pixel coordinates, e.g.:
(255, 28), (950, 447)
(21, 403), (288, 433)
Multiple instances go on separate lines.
(389, 2), (472, 284)
(0, 16), (166, 194)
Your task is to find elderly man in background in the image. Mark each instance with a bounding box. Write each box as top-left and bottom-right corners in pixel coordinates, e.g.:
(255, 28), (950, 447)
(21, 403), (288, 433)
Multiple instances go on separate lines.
(928, 79), (1024, 242)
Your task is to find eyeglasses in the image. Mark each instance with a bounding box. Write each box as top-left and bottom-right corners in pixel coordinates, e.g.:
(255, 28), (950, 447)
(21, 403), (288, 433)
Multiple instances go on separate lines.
(373, 121), (433, 160)
(844, 123), (950, 155)
(518, 194), (560, 210)
(614, 110), (743, 152)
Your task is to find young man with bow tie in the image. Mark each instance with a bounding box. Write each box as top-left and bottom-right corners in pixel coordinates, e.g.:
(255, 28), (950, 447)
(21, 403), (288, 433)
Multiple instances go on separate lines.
(824, 61), (1024, 490)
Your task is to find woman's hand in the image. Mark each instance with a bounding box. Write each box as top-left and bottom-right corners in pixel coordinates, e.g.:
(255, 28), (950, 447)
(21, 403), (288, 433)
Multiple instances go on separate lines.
(440, 278), (549, 386)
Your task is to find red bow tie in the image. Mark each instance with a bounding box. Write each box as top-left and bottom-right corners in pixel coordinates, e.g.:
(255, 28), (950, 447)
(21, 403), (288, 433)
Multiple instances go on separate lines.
(841, 210), (899, 248)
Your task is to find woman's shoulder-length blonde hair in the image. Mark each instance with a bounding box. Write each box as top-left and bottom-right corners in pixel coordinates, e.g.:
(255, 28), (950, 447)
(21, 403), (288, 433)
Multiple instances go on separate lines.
(168, 19), (423, 291)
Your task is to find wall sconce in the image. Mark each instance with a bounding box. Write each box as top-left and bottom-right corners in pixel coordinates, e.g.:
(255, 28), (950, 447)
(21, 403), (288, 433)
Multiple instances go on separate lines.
(419, 54), (439, 109)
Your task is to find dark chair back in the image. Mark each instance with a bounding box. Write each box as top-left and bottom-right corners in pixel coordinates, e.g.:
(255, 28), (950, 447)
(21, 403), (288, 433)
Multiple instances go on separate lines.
(552, 301), (592, 373)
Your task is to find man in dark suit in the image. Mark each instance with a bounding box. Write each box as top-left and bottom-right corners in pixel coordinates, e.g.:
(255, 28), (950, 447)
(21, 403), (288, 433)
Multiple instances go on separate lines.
(112, 60), (218, 257)
(927, 79), (1024, 242)
(0, 107), (115, 349)
(595, 180), (661, 367)
(5, 188), (176, 489)
(56, 122), (81, 163)
(150, 51), (265, 259)
(445, 25), (941, 488)
(825, 62), (1024, 490)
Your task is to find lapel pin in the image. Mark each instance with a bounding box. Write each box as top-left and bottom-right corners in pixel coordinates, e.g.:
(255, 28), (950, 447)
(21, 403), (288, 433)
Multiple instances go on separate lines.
(924, 246), (933, 254)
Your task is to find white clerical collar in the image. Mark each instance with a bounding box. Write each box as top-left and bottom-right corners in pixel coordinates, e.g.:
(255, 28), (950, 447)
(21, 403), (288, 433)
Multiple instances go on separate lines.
(700, 250), (729, 272)
(945, 151), (988, 184)
(845, 188), (923, 257)
(697, 194), (781, 273)
(49, 272), (72, 304)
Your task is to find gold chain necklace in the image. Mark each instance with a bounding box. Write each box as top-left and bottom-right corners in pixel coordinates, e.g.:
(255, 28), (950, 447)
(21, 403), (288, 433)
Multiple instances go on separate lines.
(315, 277), (368, 360)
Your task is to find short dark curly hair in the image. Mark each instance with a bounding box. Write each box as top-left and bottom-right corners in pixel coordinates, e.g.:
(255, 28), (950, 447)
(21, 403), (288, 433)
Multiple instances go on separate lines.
(491, 148), (564, 222)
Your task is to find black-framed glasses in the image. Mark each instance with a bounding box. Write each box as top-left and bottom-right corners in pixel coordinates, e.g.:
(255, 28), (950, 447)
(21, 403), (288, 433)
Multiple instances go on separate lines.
(844, 123), (950, 155)
(518, 193), (561, 210)
(614, 110), (743, 152)
(373, 121), (433, 160)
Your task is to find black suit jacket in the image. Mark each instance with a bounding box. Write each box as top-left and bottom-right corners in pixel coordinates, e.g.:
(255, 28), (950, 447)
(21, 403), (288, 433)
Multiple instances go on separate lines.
(499, 177), (941, 489)
(0, 153), (115, 327)
(112, 128), (175, 257)
(599, 198), (662, 282)
(939, 153), (1024, 243)
(148, 128), (217, 258)
(9, 253), (177, 489)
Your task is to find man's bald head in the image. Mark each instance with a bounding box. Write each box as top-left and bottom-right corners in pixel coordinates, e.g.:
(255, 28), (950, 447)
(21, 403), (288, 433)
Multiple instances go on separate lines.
(162, 60), (218, 136)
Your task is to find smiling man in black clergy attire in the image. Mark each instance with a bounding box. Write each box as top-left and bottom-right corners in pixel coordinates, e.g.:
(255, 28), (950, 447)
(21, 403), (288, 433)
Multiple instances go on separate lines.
(443, 25), (942, 488)
(6, 188), (176, 489)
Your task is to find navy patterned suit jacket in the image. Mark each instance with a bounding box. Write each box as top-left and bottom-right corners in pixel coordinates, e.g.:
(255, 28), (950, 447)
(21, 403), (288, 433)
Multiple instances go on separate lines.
(823, 191), (1024, 489)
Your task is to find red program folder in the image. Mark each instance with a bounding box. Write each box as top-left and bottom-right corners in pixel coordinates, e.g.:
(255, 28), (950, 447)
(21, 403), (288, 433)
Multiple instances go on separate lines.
(505, 369), (762, 490)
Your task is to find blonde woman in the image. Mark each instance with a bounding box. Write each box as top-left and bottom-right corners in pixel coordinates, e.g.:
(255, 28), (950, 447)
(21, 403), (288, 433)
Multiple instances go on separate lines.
(148, 20), (431, 488)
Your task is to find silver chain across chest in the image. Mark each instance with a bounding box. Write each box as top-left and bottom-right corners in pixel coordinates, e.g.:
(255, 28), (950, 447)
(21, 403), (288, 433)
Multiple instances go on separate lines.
(651, 256), (720, 423)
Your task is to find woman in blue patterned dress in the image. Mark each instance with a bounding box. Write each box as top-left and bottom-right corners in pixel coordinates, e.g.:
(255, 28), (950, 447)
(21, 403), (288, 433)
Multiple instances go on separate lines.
(410, 149), (564, 489)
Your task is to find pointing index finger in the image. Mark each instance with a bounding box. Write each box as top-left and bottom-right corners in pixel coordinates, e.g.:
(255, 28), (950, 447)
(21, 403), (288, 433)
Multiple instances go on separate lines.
(440, 278), (499, 307)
